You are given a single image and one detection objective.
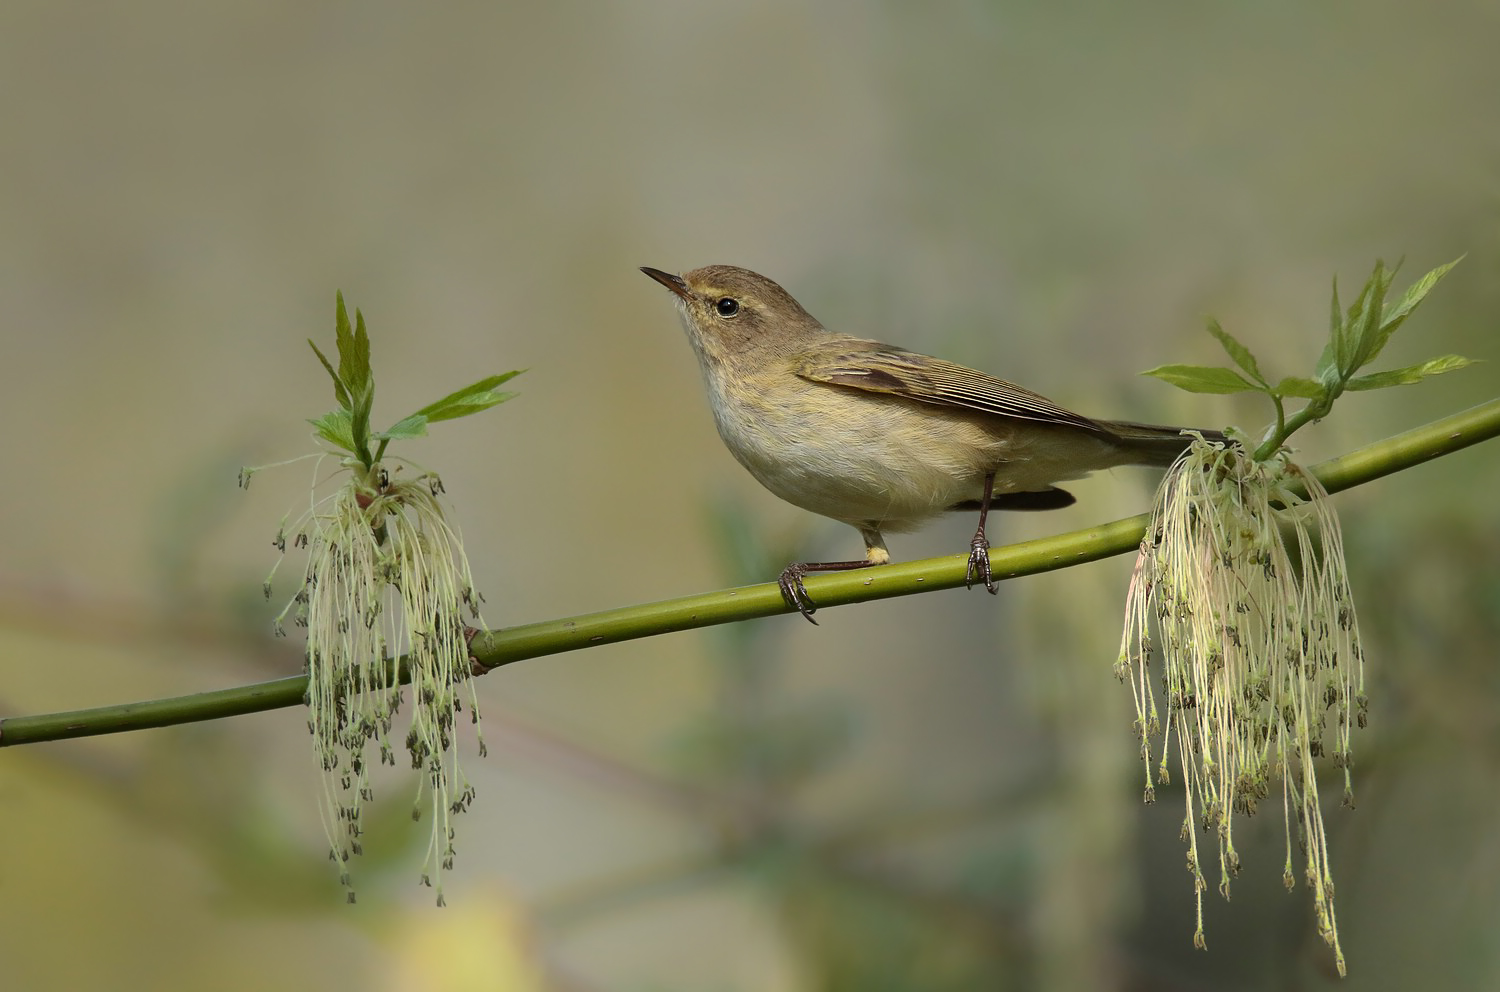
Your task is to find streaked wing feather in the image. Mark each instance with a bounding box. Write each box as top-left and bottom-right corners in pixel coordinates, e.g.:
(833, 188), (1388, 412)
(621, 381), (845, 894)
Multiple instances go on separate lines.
(797, 346), (1106, 433)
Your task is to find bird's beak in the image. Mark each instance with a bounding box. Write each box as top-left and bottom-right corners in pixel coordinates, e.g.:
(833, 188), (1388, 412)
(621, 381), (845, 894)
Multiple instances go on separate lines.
(640, 266), (690, 300)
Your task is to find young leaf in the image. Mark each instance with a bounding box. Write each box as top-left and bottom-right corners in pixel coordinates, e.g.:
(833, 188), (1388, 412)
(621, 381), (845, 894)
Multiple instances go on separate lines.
(411, 371), (525, 424)
(1144, 364), (1262, 394)
(1206, 319), (1268, 386)
(373, 414), (430, 442)
(1343, 354), (1475, 391)
(1384, 258), (1462, 325)
(1314, 339), (1339, 389)
(345, 308), (375, 460)
(308, 339), (352, 410)
(1333, 274), (1363, 376)
(1361, 257), (1464, 368)
(1272, 376), (1324, 400)
(310, 409), (358, 453)
(1340, 261), (1392, 378)
(335, 292), (372, 401)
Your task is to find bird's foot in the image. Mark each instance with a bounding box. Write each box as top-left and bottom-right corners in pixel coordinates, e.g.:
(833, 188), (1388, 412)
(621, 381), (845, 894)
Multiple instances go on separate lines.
(778, 564), (820, 624)
(966, 535), (997, 594)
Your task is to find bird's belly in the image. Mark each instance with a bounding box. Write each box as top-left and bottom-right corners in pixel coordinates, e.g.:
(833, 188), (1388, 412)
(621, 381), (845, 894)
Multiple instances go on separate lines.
(708, 386), (1002, 530)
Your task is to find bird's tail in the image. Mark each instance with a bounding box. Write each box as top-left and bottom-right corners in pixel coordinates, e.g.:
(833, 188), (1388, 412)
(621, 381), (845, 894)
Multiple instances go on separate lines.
(1100, 419), (1229, 467)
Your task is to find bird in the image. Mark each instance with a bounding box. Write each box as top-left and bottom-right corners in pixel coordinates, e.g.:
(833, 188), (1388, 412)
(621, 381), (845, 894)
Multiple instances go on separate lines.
(641, 264), (1224, 621)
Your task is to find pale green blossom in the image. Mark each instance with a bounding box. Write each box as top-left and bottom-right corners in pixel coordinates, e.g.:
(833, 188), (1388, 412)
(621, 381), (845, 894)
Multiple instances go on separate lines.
(275, 458), (486, 905)
(1118, 436), (1364, 975)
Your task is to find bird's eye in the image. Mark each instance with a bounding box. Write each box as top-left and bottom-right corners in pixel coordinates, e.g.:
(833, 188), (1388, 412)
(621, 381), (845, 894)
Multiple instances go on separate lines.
(715, 297), (740, 317)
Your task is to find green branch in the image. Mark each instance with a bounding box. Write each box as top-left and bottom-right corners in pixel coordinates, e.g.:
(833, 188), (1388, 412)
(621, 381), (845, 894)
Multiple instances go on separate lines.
(4, 398), (1499, 748)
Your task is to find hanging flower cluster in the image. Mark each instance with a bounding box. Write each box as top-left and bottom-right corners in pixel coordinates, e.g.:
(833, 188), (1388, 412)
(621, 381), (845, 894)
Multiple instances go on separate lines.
(247, 292), (519, 903)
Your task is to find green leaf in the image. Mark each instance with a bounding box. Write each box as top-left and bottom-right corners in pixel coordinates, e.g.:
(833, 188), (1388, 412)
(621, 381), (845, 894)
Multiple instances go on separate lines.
(421, 389), (519, 423)
(411, 370), (525, 423)
(308, 339), (351, 410)
(1339, 260), (1393, 378)
(1384, 257), (1461, 326)
(309, 409), (357, 453)
(1272, 376), (1324, 399)
(1333, 280), (1358, 375)
(334, 292), (372, 399)
(344, 306), (375, 460)
(1314, 339), (1339, 388)
(373, 414), (429, 441)
(1206, 319), (1267, 386)
(1144, 364), (1262, 394)
(310, 292), (372, 455)
(1363, 257), (1464, 367)
(1344, 354), (1475, 391)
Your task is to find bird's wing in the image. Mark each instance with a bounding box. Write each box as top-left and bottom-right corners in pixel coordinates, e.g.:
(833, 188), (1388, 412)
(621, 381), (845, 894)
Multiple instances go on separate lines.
(796, 343), (1106, 433)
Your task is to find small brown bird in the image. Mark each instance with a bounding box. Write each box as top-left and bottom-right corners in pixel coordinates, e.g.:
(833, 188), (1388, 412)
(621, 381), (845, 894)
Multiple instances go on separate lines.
(642, 264), (1223, 621)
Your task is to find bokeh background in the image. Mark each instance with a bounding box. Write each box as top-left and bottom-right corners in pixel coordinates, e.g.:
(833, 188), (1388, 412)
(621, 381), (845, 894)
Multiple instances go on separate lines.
(3, 3), (1498, 990)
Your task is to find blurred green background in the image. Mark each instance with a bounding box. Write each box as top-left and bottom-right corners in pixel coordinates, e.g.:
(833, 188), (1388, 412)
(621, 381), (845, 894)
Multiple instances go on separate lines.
(2, 3), (1498, 990)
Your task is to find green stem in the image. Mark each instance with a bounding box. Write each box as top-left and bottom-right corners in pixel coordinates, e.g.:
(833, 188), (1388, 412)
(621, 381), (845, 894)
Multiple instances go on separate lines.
(1269, 392), (1288, 447)
(4, 397), (1499, 748)
(1254, 392), (1337, 462)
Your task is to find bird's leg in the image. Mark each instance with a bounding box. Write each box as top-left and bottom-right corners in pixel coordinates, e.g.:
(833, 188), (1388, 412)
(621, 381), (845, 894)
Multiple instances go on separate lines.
(778, 528), (889, 624)
(966, 472), (998, 594)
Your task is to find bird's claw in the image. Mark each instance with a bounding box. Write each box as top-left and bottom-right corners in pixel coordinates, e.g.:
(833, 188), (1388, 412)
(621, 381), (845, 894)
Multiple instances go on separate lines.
(778, 565), (820, 624)
(966, 537), (997, 594)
